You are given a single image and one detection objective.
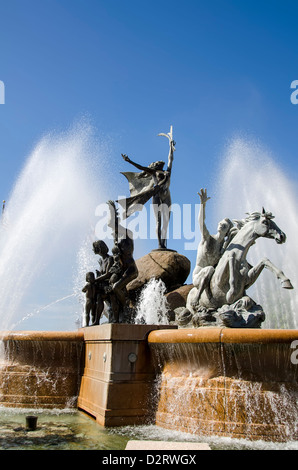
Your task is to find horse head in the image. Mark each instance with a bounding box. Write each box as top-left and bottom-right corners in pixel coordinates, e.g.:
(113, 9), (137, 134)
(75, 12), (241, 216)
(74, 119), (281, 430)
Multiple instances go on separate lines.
(248, 208), (286, 244)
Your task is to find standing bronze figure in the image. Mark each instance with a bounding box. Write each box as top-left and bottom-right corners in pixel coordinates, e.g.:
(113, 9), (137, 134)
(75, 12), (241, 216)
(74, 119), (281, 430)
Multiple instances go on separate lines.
(118, 126), (175, 250)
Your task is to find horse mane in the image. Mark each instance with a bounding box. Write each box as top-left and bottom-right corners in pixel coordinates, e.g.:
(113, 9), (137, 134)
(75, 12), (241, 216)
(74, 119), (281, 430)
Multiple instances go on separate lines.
(233, 209), (275, 229)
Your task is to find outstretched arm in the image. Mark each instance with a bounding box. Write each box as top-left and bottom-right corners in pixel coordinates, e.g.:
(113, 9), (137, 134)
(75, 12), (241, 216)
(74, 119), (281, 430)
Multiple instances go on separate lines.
(158, 126), (176, 173)
(106, 200), (134, 241)
(166, 139), (175, 173)
(121, 154), (155, 175)
(198, 188), (211, 239)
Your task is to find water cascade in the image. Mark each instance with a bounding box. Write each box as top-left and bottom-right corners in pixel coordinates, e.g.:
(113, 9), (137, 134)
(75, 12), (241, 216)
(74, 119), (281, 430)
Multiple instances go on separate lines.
(0, 123), (112, 410)
(0, 122), (111, 331)
(135, 279), (169, 325)
(147, 137), (298, 443)
(0, 331), (84, 409)
(148, 328), (298, 442)
(213, 137), (298, 329)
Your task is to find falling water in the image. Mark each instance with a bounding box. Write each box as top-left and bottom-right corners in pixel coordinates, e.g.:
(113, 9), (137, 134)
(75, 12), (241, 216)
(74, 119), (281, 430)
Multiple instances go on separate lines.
(145, 137), (298, 447)
(135, 278), (169, 325)
(213, 137), (298, 329)
(0, 122), (112, 331)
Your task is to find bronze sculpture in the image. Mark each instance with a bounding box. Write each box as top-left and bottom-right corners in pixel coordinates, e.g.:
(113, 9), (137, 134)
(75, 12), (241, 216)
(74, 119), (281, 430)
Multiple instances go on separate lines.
(191, 188), (235, 308)
(91, 240), (113, 325)
(180, 193), (293, 328)
(105, 200), (138, 323)
(82, 127), (294, 329)
(82, 272), (97, 326)
(83, 201), (138, 325)
(118, 126), (175, 250)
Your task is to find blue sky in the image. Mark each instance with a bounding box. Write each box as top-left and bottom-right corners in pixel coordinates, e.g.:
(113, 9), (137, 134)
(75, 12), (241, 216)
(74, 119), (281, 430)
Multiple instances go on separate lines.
(1, 0), (298, 189)
(1, 0), (298, 328)
(1, 1), (298, 181)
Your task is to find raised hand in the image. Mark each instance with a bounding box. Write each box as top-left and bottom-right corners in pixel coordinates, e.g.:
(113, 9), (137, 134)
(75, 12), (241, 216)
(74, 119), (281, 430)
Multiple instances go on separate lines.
(198, 188), (211, 205)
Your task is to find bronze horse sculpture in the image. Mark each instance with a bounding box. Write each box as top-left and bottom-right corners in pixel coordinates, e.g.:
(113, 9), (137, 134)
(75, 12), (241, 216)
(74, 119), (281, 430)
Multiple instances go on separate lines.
(185, 208), (293, 326)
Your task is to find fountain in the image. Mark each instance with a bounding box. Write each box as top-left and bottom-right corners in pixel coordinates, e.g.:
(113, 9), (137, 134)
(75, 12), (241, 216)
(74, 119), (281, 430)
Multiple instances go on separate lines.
(0, 126), (297, 448)
(148, 328), (298, 442)
(0, 121), (111, 332)
(0, 330), (84, 409)
(147, 137), (298, 443)
(214, 137), (298, 329)
(135, 278), (169, 325)
(0, 122), (110, 410)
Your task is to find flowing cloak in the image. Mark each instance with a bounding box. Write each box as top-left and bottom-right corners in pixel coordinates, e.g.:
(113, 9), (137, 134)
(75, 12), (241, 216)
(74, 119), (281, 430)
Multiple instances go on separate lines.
(117, 171), (166, 219)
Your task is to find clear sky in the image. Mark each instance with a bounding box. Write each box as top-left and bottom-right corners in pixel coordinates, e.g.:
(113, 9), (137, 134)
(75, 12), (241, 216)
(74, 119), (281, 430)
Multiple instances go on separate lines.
(1, 0), (298, 329)
(1, 0), (298, 189)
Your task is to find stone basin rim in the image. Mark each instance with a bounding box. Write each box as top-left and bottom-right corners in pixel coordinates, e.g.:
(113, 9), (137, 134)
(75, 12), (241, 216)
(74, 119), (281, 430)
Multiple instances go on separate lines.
(0, 330), (84, 342)
(148, 327), (298, 344)
(1, 327), (298, 344)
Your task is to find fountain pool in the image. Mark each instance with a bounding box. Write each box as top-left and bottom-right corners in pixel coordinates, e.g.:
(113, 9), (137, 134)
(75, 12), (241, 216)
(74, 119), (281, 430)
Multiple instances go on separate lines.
(0, 408), (297, 450)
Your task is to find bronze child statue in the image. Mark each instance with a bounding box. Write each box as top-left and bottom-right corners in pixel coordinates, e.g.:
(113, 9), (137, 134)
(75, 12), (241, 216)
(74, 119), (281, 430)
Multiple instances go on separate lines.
(82, 272), (97, 326)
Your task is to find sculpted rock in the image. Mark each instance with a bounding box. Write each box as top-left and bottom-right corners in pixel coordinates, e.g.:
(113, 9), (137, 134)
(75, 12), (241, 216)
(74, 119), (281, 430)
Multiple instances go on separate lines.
(127, 251), (191, 295)
(177, 295), (266, 328)
(166, 284), (193, 310)
(165, 284), (194, 323)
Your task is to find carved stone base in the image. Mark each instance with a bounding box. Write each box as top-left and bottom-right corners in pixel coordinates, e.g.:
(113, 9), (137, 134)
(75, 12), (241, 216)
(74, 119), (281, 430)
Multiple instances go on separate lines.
(177, 296), (266, 328)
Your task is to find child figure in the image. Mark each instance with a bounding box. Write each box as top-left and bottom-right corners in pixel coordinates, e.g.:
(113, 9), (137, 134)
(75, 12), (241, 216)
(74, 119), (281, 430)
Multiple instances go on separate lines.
(104, 245), (123, 292)
(82, 272), (97, 326)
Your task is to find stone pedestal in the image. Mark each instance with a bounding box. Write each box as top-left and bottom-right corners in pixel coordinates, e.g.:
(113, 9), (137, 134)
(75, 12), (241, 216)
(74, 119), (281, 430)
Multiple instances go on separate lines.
(77, 324), (177, 426)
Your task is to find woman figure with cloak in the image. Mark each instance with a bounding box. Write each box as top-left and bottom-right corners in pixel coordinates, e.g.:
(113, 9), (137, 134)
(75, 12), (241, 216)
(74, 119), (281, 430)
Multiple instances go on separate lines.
(118, 126), (175, 250)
